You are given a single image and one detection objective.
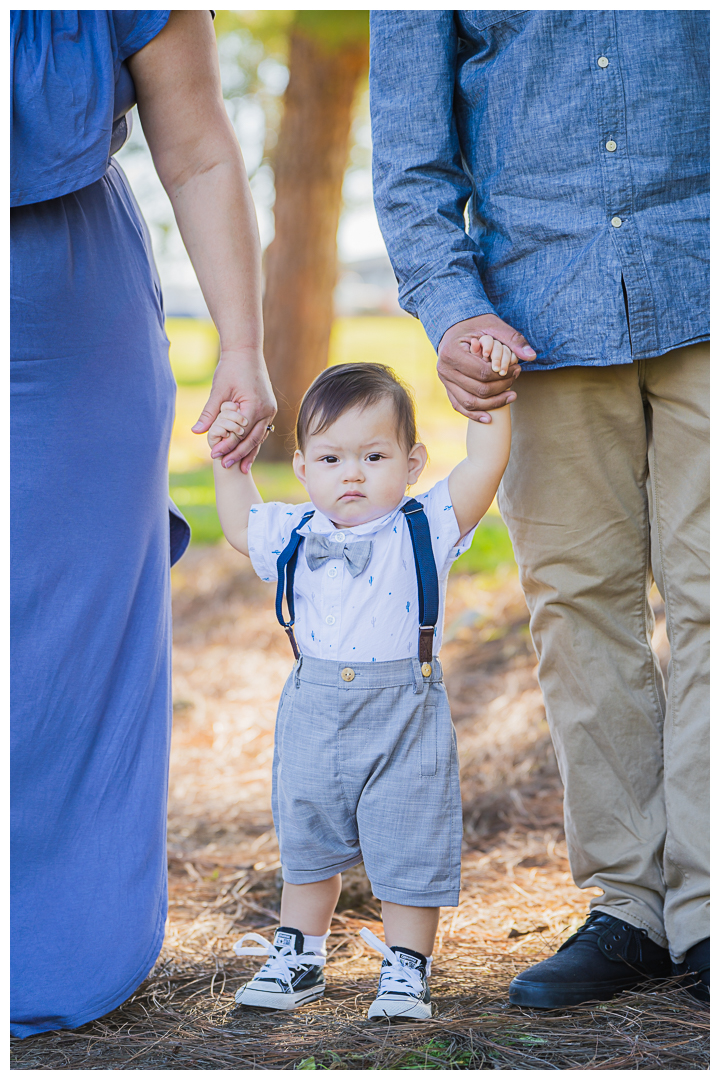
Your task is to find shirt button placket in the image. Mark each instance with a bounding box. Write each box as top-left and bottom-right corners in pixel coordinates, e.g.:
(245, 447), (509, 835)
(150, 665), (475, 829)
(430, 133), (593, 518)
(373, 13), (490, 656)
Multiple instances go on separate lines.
(591, 12), (656, 356)
(321, 558), (343, 654)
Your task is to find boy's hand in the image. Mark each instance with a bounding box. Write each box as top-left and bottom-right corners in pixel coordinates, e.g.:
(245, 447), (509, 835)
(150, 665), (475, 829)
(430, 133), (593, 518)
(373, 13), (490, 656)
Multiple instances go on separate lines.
(192, 348), (277, 472)
(208, 401), (249, 459)
(472, 335), (519, 379)
(437, 313), (532, 422)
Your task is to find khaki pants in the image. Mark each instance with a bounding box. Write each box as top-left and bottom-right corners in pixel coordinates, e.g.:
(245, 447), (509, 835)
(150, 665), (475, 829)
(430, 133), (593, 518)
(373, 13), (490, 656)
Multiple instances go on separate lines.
(498, 343), (709, 961)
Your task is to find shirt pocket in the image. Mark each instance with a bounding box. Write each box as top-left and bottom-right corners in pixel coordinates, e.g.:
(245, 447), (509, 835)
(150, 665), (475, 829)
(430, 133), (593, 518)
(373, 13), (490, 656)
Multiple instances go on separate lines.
(459, 10), (528, 34)
(421, 705), (438, 777)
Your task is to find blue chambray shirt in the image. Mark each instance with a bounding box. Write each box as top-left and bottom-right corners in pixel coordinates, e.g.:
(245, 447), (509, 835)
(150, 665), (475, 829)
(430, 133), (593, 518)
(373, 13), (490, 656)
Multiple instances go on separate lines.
(370, 11), (709, 370)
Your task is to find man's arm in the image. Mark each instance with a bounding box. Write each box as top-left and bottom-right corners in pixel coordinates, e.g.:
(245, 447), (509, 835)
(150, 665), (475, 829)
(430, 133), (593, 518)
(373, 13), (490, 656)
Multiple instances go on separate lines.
(369, 12), (535, 421)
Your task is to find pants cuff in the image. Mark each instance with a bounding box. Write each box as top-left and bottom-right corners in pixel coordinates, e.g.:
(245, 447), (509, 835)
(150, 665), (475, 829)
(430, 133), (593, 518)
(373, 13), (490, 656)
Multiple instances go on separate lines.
(591, 903), (668, 950)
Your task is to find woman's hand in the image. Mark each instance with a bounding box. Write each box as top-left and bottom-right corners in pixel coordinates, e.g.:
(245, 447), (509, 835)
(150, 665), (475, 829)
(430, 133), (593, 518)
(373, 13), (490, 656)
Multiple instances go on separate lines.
(193, 348), (277, 472)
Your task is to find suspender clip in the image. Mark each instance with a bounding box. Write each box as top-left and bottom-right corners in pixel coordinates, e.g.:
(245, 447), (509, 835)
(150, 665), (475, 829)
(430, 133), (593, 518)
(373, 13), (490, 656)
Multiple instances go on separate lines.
(284, 625), (301, 661)
(419, 626), (434, 667)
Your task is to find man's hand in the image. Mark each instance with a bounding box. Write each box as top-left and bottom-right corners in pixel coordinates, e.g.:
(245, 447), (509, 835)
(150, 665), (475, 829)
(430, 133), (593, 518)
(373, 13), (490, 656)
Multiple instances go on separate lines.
(437, 314), (536, 422)
(192, 347), (277, 472)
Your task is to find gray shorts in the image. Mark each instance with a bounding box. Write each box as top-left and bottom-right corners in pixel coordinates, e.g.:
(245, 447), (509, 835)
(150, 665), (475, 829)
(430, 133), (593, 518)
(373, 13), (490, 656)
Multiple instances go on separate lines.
(271, 655), (462, 907)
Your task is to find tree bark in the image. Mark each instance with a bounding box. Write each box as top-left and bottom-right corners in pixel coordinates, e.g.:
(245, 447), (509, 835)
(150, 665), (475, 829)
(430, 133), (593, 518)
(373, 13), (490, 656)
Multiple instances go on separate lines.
(260, 26), (368, 460)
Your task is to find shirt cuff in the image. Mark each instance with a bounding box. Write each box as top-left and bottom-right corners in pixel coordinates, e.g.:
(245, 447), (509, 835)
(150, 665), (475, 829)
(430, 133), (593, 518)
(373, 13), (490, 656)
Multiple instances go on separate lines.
(411, 273), (498, 351)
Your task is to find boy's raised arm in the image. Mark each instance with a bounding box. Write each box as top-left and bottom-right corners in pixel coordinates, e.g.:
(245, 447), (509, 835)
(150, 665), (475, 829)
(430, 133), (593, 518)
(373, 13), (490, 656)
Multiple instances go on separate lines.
(447, 403), (512, 540)
(210, 402), (263, 556)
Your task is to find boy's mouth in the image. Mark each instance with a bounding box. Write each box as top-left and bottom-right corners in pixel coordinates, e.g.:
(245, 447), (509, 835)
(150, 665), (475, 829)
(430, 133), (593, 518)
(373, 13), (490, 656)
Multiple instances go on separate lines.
(340, 491), (365, 500)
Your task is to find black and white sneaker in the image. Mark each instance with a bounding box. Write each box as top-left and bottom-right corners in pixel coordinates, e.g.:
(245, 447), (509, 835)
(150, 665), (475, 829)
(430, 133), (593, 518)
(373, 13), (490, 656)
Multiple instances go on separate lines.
(360, 927), (436, 1020)
(233, 927), (325, 1010)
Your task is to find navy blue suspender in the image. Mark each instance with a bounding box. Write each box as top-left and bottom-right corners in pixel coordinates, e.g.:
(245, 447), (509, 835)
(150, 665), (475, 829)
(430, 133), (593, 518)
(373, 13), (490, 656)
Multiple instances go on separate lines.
(275, 500), (439, 666)
(275, 509), (315, 660)
(399, 499), (439, 665)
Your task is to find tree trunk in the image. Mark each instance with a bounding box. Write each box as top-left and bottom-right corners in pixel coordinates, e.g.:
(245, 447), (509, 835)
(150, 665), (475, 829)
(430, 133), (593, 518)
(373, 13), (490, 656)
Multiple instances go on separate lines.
(261, 25), (368, 460)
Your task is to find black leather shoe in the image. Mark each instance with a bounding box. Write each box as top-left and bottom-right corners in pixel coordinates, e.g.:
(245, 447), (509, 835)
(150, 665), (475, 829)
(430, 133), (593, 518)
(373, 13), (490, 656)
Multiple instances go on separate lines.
(509, 912), (672, 1009)
(672, 937), (709, 1004)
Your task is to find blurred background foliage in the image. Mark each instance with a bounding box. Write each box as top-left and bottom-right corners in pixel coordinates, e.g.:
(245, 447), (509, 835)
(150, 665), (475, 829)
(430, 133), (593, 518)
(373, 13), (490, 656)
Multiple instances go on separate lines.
(116, 11), (516, 578)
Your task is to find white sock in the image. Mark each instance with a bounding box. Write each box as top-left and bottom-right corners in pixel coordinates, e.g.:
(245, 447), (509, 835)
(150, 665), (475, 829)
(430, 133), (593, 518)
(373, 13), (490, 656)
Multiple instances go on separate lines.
(303, 932), (329, 956)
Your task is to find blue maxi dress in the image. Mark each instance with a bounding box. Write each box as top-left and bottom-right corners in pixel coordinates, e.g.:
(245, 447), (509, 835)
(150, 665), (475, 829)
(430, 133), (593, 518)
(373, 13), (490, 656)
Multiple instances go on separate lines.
(11, 11), (190, 1037)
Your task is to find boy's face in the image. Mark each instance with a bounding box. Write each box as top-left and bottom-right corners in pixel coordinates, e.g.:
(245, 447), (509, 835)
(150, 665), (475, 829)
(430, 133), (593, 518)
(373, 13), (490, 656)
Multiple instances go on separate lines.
(293, 398), (427, 527)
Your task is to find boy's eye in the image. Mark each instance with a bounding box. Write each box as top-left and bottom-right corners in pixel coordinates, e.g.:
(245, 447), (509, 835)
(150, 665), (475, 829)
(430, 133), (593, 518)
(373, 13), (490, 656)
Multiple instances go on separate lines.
(321, 455), (338, 463)
(367, 453), (384, 462)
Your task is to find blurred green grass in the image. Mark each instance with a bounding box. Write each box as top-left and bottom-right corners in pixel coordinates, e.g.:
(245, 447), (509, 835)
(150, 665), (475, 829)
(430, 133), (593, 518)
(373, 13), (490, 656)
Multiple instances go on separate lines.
(168, 316), (517, 576)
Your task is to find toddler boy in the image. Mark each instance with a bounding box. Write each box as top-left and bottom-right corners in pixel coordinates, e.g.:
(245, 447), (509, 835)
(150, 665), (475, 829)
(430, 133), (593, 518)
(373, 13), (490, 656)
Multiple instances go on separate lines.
(209, 336), (514, 1019)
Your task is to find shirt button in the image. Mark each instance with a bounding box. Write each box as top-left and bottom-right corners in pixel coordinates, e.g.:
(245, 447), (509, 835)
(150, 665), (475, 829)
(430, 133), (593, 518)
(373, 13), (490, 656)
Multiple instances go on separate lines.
(605, 140), (617, 152)
(327, 566), (338, 578)
(325, 615), (336, 625)
(611, 216), (623, 228)
(333, 531), (345, 542)
(341, 667), (355, 682)
(597, 56), (609, 68)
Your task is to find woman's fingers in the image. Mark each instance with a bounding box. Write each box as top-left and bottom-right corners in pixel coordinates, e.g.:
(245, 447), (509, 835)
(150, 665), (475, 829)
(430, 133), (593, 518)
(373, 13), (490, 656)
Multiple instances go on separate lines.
(192, 384), (227, 434)
(221, 417), (273, 470)
(208, 406), (250, 457)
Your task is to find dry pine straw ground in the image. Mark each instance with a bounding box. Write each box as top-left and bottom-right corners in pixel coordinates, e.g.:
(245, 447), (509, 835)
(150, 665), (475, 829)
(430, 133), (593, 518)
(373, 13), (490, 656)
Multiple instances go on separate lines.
(12, 546), (707, 1071)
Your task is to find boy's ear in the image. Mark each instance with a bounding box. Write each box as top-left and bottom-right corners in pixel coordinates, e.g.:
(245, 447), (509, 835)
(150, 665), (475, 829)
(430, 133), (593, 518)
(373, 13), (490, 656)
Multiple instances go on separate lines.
(293, 450), (307, 487)
(407, 442), (427, 486)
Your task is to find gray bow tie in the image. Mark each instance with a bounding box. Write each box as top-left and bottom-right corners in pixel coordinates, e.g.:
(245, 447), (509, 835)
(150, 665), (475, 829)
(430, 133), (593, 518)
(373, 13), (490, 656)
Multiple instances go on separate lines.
(304, 534), (373, 578)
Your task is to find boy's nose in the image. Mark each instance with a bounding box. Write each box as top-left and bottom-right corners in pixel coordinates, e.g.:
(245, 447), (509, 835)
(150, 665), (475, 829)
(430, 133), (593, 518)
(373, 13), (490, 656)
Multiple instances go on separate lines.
(342, 463), (364, 481)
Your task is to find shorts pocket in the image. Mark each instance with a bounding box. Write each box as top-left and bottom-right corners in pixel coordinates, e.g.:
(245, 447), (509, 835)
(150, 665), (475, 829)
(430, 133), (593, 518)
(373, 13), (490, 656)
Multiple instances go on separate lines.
(421, 706), (437, 777)
(275, 679), (295, 753)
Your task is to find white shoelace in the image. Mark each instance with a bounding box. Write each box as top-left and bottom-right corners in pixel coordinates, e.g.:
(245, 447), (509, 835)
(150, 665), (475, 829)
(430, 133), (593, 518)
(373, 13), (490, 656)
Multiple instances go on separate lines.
(234, 932), (326, 987)
(359, 927), (430, 998)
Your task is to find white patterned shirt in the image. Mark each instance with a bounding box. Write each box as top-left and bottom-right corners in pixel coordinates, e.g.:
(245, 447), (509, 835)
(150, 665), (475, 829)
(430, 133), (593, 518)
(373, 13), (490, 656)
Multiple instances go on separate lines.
(247, 478), (475, 663)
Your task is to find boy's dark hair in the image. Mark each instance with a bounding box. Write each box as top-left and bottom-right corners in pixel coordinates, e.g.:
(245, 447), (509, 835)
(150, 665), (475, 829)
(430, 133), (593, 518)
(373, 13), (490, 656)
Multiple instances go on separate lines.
(296, 363), (418, 452)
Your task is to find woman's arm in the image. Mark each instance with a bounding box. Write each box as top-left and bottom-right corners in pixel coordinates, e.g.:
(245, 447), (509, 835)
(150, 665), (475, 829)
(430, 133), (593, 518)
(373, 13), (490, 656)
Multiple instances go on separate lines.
(127, 10), (275, 472)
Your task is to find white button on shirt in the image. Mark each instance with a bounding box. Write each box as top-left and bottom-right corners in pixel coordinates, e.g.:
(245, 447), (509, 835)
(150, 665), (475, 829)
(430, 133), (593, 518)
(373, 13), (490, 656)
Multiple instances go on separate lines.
(248, 478), (475, 663)
(597, 55), (609, 68)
